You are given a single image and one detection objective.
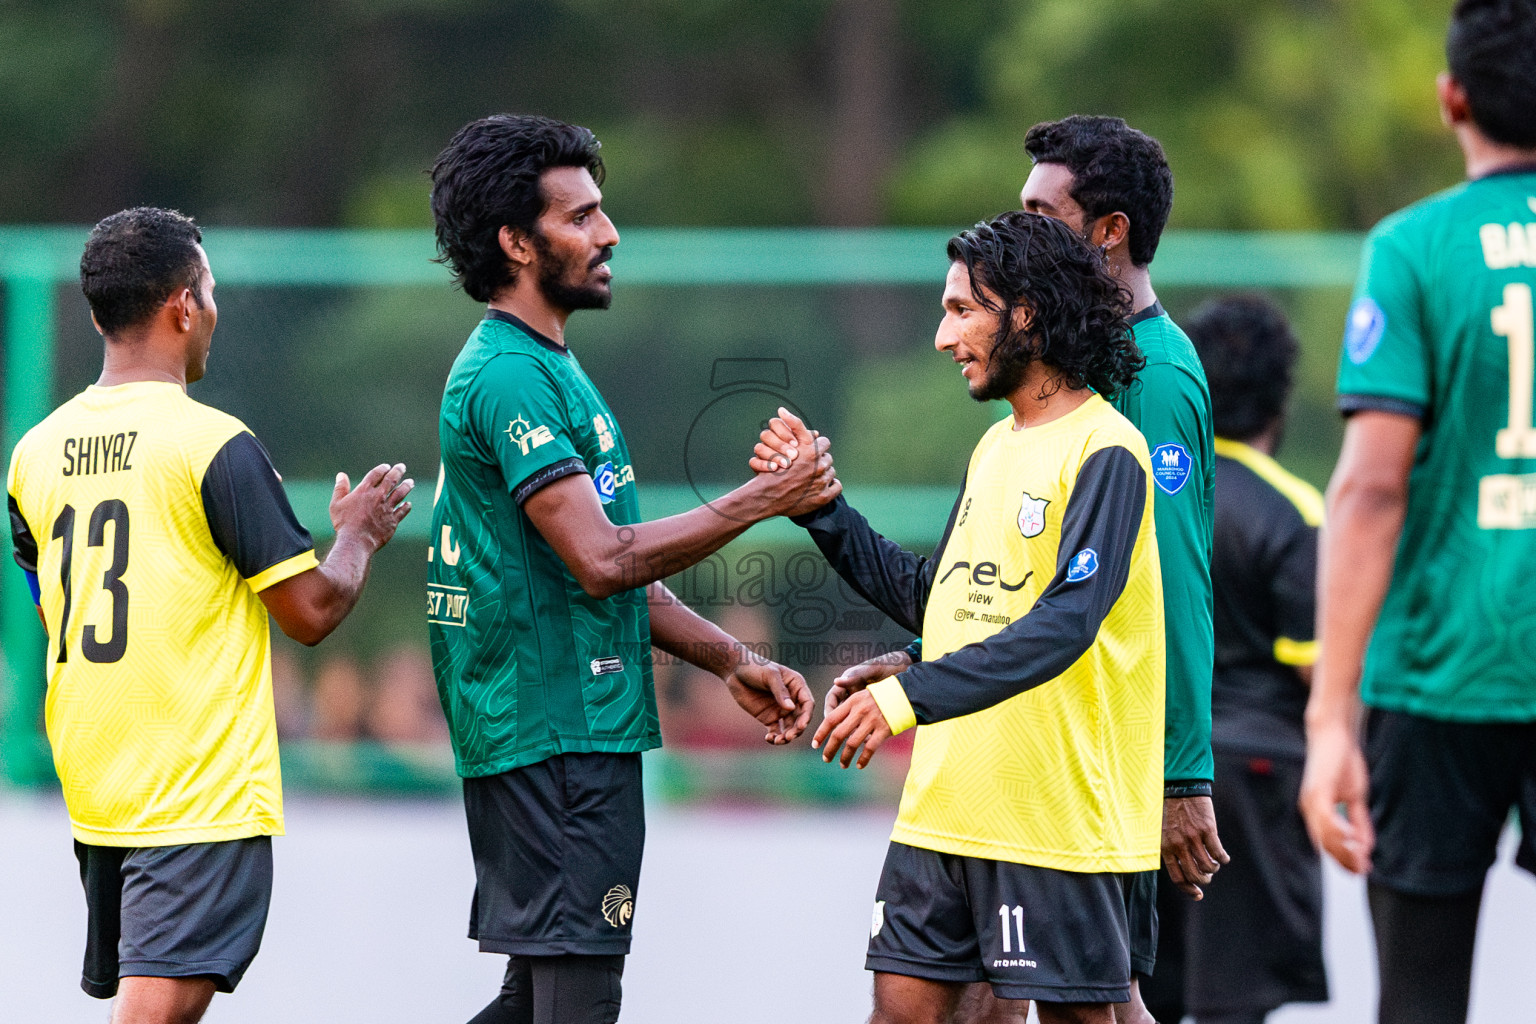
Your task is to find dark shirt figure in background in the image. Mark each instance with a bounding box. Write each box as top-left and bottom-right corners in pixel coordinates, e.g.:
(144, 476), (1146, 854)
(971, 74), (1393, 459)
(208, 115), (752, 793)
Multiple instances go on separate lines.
(1142, 296), (1328, 1024)
(427, 114), (832, 1024)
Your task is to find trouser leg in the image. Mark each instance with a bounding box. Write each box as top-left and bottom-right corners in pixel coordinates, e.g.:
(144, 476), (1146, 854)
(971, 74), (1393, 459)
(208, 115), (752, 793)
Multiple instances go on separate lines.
(1368, 879), (1483, 1024)
(467, 955), (534, 1024)
(530, 955), (624, 1024)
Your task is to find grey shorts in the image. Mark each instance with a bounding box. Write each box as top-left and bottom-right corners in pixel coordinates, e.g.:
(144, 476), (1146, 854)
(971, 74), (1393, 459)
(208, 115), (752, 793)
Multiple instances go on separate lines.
(75, 835), (273, 998)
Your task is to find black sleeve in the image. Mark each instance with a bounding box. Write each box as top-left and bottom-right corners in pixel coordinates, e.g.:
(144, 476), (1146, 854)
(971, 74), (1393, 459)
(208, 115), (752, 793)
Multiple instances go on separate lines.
(1337, 394), (1425, 419)
(1269, 510), (1319, 648)
(512, 456), (588, 506)
(898, 446), (1149, 725)
(200, 432), (314, 580)
(789, 472), (967, 636)
(8, 492), (38, 575)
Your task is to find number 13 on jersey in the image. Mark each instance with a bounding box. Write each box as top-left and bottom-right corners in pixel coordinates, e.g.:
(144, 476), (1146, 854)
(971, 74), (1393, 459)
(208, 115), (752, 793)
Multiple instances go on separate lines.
(48, 499), (131, 664)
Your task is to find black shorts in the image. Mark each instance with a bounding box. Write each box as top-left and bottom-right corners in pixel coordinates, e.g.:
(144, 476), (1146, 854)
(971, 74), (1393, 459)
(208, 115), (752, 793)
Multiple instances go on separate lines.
(865, 842), (1136, 1003)
(1151, 751), (1327, 1016)
(1126, 869), (1158, 977)
(464, 752), (645, 956)
(75, 836), (273, 999)
(1366, 708), (1536, 895)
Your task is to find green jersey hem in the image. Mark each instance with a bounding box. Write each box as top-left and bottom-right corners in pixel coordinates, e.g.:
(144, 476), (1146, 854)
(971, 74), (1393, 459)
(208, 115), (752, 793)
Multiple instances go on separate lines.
(455, 734), (664, 779)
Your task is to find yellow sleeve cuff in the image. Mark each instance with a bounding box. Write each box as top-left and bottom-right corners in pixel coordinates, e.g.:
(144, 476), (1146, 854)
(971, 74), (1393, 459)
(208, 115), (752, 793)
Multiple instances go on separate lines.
(1273, 636), (1318, 667)
(248, 550), (319, 592)
(869, 677), (918, 735)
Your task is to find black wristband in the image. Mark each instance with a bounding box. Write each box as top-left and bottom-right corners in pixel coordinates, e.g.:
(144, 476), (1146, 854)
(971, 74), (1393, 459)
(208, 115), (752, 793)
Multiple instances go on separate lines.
(789, 499), (840, 527)
(1164, 780), (1213, 799)
(903, 638), (922, 663)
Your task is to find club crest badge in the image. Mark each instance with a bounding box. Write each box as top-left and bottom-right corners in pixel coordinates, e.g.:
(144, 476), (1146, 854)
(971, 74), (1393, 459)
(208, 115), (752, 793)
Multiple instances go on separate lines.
(602, 884), (634, 928)
(1151, 443), (1192, 495)
(871, 900), (886, 938)
(1345, 296), (1386, 365)
(1017, 492), (1050, 538)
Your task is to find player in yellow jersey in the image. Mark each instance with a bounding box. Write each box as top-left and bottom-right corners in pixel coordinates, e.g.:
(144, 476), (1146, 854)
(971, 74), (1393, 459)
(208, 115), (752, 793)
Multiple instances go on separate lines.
(757, 212), (1162, 1024)
(6, 207), (412, 1024)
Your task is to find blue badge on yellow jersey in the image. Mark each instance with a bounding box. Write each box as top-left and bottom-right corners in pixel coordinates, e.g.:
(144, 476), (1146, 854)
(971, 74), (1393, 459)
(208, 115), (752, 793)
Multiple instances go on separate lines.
(1066, 548), (1099, 582)
(1346, 297), (1386, 365)
(1151, 443), (1192, 495)
(593, 461), (617, 503)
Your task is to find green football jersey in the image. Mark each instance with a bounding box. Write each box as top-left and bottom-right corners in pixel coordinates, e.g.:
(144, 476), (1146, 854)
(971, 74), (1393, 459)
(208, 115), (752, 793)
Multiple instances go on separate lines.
(1113, 309), (1216, 783)
(1337, 167), (1536, 721)
(428, 311), (659, 777)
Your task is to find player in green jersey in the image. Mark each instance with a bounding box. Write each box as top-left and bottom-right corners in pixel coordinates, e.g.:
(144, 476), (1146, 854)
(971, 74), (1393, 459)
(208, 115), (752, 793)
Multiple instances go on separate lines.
(1301, 4), (1536, 1023)
(427, 114), (834, 1024)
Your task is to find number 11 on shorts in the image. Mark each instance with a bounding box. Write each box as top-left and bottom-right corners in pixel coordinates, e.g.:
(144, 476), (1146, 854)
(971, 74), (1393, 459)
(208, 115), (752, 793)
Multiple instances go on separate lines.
(998, 904), (1026, 953)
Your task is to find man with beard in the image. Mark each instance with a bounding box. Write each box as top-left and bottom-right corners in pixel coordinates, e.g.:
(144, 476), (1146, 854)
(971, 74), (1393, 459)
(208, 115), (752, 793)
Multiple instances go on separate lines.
(819, 116), (1223, 1024)
(764, 212), (1164, 1024)
(427, 114), (835, 1024)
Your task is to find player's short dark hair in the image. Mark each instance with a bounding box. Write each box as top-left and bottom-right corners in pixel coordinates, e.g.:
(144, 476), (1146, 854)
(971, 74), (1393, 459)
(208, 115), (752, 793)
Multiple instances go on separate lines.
(79, 207), (204, 336)
(431, 114), (606, 303)
(1448, 0), (1536, 148)
(1185, 294), (1299, 441)
(948, 211), (1143, 398)
(1023, 115), (1173, 268)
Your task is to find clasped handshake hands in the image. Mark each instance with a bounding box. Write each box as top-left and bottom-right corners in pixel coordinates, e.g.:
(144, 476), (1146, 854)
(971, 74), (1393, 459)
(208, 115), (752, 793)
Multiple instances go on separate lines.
(746, 410), (899, 770)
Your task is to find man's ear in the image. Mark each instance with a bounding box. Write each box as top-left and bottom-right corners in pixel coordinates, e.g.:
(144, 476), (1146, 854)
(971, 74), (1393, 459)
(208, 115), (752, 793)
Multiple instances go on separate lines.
(1089, 212), (1131, 254)
(1438, 72), (1471, 128)
(499, 225), (535, 273)
(168, 287), (198, 332)
(89, 310), (105, 337)
(1010, 301), (1034, 335)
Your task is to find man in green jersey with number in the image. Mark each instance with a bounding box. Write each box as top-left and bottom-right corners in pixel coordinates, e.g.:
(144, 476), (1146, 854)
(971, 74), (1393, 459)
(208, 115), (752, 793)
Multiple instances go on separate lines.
(1301, 4), (1536, 1023)
(427, 114), (834, 1024)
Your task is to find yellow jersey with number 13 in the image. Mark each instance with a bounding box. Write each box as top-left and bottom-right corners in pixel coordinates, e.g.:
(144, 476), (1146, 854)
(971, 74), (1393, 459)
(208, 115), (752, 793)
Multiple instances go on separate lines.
(6, 382), (316, 846)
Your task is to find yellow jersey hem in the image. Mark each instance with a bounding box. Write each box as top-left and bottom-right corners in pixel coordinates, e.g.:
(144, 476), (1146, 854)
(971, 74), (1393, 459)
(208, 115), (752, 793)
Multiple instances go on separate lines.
(889, 823), (1159, 873)
(70, 817), (285, 848)
(869, 678), (917, 735)
(248, 550), (318, 592)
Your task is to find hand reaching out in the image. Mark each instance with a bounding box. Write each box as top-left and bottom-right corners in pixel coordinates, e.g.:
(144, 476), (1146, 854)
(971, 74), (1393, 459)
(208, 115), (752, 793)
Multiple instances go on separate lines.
(722, 656), (815, 744)
(743, 407), (841, 517)
(826, 648), (912, 716)
(812, 689), (893, 769)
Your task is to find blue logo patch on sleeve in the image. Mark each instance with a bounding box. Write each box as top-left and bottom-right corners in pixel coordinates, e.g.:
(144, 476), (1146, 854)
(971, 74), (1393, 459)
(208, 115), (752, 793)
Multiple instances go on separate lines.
(1345, 297), (1386, 365)
(593, 461), (617, 504)
(1065, 548), (1099, 582)
(1151, 443), (1192, 495)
